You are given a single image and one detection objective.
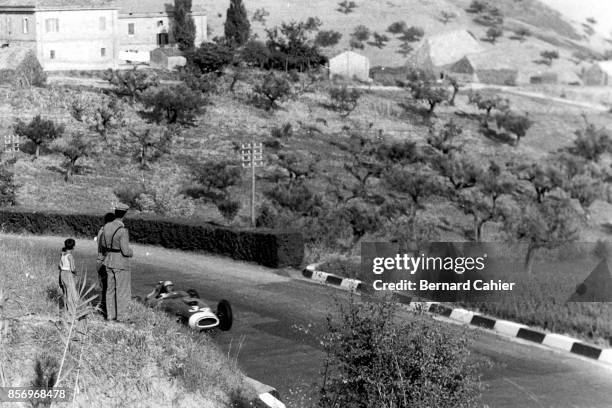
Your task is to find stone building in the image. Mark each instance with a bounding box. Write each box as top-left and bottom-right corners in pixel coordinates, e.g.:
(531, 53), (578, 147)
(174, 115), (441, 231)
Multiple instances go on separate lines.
(0, 0), (207, 70)
(329, 50), (370, 82)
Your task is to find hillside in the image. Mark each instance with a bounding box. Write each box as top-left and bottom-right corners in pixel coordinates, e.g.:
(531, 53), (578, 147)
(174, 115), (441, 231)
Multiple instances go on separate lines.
(205, 0), (605, 71)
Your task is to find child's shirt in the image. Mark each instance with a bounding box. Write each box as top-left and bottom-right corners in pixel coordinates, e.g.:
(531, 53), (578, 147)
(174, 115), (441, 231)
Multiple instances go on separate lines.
(59, 251), (76, 273)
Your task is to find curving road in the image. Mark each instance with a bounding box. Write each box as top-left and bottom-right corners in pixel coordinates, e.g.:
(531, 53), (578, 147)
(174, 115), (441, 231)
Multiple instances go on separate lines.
(6, 234), (612, 408)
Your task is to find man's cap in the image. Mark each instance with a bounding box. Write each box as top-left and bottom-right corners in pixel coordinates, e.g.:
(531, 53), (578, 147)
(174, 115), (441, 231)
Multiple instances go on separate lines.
(162, 280), (174, 287)
(115, 203), (129, 211)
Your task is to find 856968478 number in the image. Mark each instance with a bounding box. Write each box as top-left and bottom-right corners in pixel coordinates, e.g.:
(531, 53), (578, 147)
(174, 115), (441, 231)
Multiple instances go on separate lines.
(0, 387), (70, 402)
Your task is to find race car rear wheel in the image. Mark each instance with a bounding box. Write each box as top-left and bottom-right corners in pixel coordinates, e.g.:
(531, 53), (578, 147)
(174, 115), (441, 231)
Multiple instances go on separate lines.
(216, 299), (233, 331)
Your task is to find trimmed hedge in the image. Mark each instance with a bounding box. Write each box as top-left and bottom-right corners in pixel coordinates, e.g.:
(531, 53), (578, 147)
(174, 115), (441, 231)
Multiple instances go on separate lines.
(0, 208), (304, 268)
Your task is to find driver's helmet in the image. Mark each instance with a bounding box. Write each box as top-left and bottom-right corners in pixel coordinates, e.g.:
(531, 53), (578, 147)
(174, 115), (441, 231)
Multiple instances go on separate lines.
(161, 280), (174, 293)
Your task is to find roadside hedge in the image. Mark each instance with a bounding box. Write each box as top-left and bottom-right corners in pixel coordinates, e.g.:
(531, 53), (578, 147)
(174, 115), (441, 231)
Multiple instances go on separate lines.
(0, 208), (304, 268)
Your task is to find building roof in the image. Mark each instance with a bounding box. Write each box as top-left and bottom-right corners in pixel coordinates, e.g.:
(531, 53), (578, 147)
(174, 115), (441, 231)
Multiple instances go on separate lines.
(412, 30), (484, 68)
(592, 61), (612, 76)
(0, 46), (36, 70)
(119, 0), (206, 15)
(0, 0), (118, 10)
(454, 53), (517, 71)
(330, 50), (369, 63)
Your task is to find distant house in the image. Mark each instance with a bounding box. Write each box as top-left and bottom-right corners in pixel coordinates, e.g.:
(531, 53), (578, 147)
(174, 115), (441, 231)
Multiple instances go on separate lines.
(150, 46), (185, 70)
(582, 61), (612, 86)
(450, 54), (518, 86)
(0, 0), (207, 71)
(409, 30), (483, 78)
(0, 45), (44, 86)
(329, 50), (370, 82)
(530, 69), (582, 86)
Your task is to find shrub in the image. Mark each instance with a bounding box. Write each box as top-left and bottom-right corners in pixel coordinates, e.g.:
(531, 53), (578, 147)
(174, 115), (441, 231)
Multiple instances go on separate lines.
(540, 50), (560, 66)
(240, 40), (270, 68)
(264, 20), (328, 71)
(104, 68), (159, 102)
(0, 166), (17, 206)
(494, 111), (533, 146)
(114, 184), (147, 211)
(468, 91), (508, 119)
(186, 160), (242, 202)
(315, 30), (342, 48)
(13, 115), (65, 159)
(400, 69), (450, 114)
(252, 73), (292, 111)
(568, 119), (612, 162)
(137, 173), (196, 218)
(185, 42), (234, 76)
(217, 199), (241, 222)
(19, 52), (47, 87)
(51, 131), (96, 182)
(329, 86), (362, 118)
(179, 69), (219, 94)
(485, 26), (503, 43)
(140, 84), (205, 125)
(124, 125), (174, 169)
(69, 93), (124, 144)
(0, 208), (304, 268)
(387, 21), (407, 35)
(337, 0), (357, 14)
(320, 296), (483, 408)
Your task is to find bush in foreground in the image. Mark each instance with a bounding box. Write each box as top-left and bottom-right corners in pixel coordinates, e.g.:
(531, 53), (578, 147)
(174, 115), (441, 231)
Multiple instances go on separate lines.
(320, 296), (484, 408)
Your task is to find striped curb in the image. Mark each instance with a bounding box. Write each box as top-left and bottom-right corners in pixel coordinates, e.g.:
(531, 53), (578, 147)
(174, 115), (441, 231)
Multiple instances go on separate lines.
(303, 263), (365, 292)
(244, 376), (286, 408)
(303, 263), (612, 367)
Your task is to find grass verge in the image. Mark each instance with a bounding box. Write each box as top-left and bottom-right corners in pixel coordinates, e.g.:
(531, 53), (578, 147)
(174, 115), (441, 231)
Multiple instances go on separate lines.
(318, 245), (612, 347)
(0, 239), (251, 407)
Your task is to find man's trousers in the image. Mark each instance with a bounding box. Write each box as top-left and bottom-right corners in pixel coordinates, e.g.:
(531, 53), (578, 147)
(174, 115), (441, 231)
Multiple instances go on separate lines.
(104, 268), (131, 321)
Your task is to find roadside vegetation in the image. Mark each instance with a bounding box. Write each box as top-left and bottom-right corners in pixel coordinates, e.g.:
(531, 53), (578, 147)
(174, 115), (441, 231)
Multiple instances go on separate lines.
(320, 294), (487, 408)
(0, 239), (251, 407)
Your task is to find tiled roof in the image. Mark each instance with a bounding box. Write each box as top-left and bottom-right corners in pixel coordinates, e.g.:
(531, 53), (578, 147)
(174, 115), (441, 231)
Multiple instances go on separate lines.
(0, 0), (118, 10)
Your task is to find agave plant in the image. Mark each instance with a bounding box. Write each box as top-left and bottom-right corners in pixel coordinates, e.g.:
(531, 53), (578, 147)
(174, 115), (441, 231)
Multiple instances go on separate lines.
(54, 273), (98, 390)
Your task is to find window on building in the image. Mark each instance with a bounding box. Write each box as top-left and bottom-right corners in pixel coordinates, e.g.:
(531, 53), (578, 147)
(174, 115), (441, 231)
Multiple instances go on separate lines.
(22, 17), (28, 34)
(157, 32), (169, 46)
(101, 47), (106, 57)
(99, 17), (106, 30)
(128, 23), (135, 35)
(50, 50), (55, 59)
(45, 18), (59, 33)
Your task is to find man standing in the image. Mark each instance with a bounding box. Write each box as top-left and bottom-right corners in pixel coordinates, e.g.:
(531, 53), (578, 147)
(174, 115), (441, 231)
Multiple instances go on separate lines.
(97, 203), (133, 322)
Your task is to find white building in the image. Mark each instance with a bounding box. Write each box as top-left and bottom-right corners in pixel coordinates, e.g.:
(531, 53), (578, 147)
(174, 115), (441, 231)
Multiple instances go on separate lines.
(329, 50), (370, 82)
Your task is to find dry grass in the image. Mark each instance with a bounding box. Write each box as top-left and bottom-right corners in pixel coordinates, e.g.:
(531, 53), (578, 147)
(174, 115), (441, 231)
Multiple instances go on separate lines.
(0, 239), (250, 407)
(319, 243), (612, 346)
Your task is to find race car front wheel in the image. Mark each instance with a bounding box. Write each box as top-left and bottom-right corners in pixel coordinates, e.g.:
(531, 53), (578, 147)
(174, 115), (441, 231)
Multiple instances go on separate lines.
(217, 299), (233, 331)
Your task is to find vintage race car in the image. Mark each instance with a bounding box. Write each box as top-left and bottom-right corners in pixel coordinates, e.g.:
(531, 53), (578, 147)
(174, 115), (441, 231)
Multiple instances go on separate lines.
(137, 281), (233, 331)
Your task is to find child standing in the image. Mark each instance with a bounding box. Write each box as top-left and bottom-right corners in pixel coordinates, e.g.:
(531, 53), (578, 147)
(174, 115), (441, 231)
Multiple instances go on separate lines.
(59, 238), (77, 310)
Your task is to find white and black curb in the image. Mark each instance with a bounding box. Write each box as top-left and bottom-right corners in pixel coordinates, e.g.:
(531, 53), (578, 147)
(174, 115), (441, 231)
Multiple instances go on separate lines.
(303, 263), (364, 292)
(244, 376), (286, 408)
(303, 263), (612, 367)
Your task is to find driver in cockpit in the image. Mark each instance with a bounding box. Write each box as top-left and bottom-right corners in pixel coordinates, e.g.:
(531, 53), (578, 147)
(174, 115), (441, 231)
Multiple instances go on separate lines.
(145, 280), (175, 305)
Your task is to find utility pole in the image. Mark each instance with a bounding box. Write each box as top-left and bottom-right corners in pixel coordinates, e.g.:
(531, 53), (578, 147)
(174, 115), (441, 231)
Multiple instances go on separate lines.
(240, 137), (263, 228)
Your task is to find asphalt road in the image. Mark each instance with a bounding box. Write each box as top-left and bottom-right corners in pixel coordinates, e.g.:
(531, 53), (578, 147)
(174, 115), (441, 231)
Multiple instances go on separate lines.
(6, 234), (612, 408)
